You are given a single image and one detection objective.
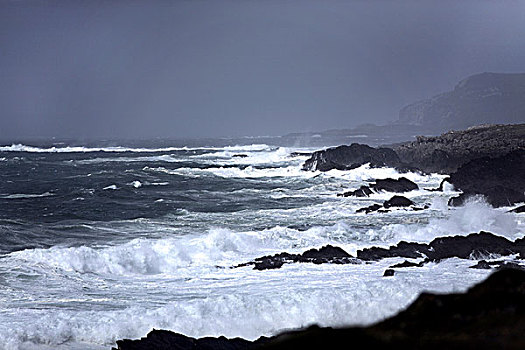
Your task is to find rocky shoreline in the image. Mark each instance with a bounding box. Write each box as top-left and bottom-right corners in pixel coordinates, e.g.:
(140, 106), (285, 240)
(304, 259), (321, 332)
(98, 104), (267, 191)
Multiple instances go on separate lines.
(113, 123), (525, 349)
(304, 123), (525, 207)
(114, 266), (525, 350)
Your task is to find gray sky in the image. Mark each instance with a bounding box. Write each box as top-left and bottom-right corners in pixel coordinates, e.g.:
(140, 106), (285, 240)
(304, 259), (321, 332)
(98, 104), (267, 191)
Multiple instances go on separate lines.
(1, 0), (525, 140)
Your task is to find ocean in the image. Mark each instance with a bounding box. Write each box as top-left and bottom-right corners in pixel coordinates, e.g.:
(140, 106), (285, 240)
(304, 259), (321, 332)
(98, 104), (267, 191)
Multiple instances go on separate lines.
(0, 138), (523, 349)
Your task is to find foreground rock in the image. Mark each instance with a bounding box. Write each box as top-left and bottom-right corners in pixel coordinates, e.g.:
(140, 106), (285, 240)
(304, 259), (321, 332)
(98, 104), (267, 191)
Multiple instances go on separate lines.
(235, 245), (358, 271)
(446, 149), (525, 207)
(115, 268), (525, 350)
(394, 123), (525, 173)
(339, 177), (418, 197)
(302, 143), (401, 171)
(114, 329), (268, 350)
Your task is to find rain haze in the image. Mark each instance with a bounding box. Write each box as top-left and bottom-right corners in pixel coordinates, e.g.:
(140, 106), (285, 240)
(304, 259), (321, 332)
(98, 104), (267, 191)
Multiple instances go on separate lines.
(1, 0), (525, 140)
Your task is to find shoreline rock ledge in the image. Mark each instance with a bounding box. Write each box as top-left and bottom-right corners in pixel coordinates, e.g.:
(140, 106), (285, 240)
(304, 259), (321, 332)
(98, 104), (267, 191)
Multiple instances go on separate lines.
(113, 268), (525, 350)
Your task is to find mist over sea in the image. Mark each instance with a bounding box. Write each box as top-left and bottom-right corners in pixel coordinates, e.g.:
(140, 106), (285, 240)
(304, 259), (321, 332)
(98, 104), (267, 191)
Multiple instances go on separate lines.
(0, 137), (523, 349)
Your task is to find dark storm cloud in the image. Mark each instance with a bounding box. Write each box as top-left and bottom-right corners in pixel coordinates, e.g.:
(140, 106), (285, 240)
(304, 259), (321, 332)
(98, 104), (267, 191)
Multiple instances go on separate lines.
(1, 0), (525, 140)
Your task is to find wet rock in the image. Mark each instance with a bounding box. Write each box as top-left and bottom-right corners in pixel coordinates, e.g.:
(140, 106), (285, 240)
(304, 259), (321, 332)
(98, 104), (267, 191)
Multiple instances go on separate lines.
(358, 231), (521, 263)
(511, 205), (525, 213)
(373, 178), (418, 193)
(236, 245), (358, 271)
(232, 154), (248, 158)
(355, 204), (382, 214)
(339, 177), (418, 197)
(114, 329), (268, 350)
(469, 260), (493, 269)
(383, 269), (395, 277)
(302, 143), (401, 172)
(446, 149), (525, 207)
(357, 241), (429, 261)
(383, 196), (414, 208)
(339, 185), (373, 197)
(389, 260), (424, 268)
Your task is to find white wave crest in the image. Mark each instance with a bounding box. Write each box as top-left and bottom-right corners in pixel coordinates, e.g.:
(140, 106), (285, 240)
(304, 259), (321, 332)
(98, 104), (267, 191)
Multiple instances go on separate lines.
(0, 143), (274, 154)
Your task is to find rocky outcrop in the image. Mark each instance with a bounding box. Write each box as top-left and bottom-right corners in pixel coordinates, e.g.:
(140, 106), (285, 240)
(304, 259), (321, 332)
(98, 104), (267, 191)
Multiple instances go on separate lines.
(339, 177), (418, 197)
(114, 329), (268, 350)
(398, 72), (525, 131)
(446, 149), (525, 207)
(115, 268), (525, 350)
(302, 143), (401, 172)
(394, 123), (525, 173)
(356, 195), (416, 214)
(357, 231), (522, 262)
(235, 245), (358, 271)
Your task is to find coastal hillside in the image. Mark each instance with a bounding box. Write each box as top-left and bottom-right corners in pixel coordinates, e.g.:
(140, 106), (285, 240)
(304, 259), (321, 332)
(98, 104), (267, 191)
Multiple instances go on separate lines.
(398, 72), (525, 131)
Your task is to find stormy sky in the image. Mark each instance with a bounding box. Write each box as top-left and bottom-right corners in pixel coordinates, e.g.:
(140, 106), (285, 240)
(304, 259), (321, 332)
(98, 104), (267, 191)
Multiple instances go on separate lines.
(1, 0), (525, 140)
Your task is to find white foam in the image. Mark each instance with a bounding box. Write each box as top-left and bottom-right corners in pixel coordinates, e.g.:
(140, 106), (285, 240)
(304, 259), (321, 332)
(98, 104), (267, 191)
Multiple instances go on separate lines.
(0, 192), (54, 199)
(0, 143), (274, 154)
(365, 197), (520, 245)
(103, 185), (118, 190)
(144, 165), (316, 179)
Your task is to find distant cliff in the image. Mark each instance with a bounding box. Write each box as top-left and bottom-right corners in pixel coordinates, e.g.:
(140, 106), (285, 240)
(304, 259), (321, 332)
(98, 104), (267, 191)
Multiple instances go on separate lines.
(398, 72), (525, 131)
(394, 123), (525, 173)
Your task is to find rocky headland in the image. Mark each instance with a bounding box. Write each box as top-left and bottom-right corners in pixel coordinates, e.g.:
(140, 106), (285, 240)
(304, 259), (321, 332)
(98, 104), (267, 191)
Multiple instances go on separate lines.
(303, 123), (525, 207)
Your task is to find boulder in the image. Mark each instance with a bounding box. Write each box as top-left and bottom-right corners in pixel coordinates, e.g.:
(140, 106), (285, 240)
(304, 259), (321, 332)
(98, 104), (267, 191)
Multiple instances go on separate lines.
(383, 196), (414, 208)
(340, 177), (418, 197)
(302, 143), (401, 172)
(447, 150), (525, 207)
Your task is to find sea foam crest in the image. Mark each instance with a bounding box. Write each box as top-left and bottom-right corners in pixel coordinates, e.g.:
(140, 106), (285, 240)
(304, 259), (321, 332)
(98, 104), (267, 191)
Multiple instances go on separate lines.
(0, 143), (274, 154)
(6, 226), (333, 276)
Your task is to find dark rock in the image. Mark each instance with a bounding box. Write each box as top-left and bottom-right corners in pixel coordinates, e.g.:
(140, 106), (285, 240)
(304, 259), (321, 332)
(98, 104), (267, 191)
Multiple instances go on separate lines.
(357, 241), (429, 261)
(358, 231), (521, 263)
(389, 260), (424, 268)
(383, 269), (395, 277)
(511, 205), (525, 213)
(114, 329), (268, 350)
(236, 245), (357, 271)
(339, 185), (373, 197)
(447, 150), (525, 207)
(340, 177), (418, 197)
(469, 260), (493, 269)
(426, 231), (515, 261)
(373, 177), (418, 193)
(232, 154), (248, 158)
(355, 204), (382, 214)
(290, 152), (312, 157)
(394, 123), (525, 173)
(302, 143), (401, 172)
(383, 196), (414, 208)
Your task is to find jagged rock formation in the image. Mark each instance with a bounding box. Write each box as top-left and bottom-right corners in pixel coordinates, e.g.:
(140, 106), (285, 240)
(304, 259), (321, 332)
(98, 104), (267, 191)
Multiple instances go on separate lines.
(115, 268), (525, 350)
(394, 123), (525, 173)
(356, 231), (525, 262)
(446, 149), (525, 207)
(234, 245), (358, 271)
(339, 177), (418, 197)
(302, 143), (401, 172)
(355, 195), (417, 214)
(398, 72), (525, 131)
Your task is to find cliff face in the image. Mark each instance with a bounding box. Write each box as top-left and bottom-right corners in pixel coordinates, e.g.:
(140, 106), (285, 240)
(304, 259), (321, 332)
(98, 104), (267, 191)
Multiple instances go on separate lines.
(398, 72), (525, 130)
(394, 123), (525, 173)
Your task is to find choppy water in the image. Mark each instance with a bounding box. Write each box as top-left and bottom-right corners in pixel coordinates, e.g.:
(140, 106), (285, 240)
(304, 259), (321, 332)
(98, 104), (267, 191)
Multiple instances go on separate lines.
(0, 140), (523, 349)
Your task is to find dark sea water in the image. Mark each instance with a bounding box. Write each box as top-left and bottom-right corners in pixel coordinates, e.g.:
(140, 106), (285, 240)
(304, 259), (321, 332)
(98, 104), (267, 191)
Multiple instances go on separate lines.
(0, 139), (522, 349)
